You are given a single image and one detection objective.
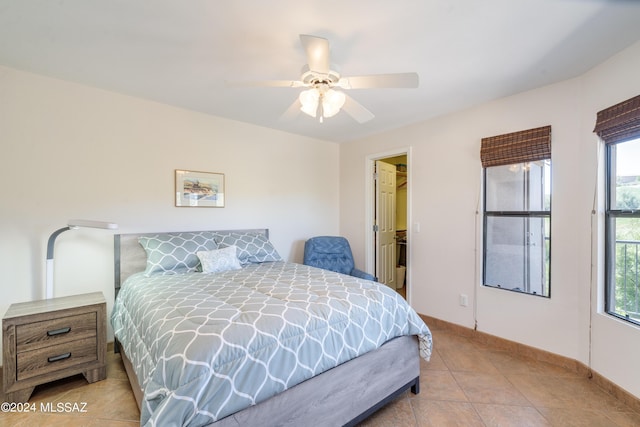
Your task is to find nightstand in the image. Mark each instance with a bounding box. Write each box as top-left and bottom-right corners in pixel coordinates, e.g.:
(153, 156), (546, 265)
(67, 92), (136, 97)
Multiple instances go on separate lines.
(2, 292), (107, 402)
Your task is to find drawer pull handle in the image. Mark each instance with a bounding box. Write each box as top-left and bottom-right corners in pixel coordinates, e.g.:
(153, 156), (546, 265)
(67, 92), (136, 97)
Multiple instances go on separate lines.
(48, 352), (71, 363)
(47, 327), (71, 336)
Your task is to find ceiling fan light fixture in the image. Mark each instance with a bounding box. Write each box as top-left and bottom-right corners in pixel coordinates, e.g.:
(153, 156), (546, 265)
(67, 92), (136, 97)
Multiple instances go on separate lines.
(232, 34), (418, 124)
(322, 89), (346, 118)
(299, 88), (319, 117)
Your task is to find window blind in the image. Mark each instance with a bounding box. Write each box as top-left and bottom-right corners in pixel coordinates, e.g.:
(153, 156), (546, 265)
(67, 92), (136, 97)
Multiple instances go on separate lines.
(593, 94), (640, 144)
(480, 125), (551, 168)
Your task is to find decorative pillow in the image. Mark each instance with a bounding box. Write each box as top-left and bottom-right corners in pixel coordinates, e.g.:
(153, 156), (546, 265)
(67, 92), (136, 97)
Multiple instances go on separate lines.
(214, 232), (282, 265)
(139, 231), (218, 276)
(197, 246), (242, 274)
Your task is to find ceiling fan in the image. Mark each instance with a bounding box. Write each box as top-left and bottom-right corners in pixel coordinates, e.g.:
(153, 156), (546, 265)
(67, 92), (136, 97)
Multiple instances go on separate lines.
(229, 34), (419, 123)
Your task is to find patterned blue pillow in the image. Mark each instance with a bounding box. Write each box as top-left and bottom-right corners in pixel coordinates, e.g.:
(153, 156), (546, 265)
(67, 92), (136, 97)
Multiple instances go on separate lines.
(139, 231), (218, 276)
(214, 232), (282, 265)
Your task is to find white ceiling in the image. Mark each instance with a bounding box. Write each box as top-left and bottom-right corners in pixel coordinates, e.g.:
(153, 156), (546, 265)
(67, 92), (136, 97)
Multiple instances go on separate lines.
(1, 0), (640, 143)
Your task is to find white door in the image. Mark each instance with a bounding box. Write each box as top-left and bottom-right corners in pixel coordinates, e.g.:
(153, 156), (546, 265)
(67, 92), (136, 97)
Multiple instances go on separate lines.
(375, 160), (397, 287)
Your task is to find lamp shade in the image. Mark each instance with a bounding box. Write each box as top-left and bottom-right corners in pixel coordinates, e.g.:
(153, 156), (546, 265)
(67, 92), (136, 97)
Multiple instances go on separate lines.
(68, 219), (118, 230)
(299, 89), (319, 117)
(322, 89), (346, 118)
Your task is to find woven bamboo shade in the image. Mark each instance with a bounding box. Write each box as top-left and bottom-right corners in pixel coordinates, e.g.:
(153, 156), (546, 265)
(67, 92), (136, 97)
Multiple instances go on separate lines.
(480, 125), (551, 168)
(593, 94), (640, 144)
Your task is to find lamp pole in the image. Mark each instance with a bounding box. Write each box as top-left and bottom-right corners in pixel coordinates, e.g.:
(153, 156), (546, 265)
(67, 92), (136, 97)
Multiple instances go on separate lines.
(46, 226), (71, 299)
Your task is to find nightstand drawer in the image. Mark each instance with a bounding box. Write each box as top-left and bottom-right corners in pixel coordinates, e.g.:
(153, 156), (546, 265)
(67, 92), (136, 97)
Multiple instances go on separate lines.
(16, 336), (98, 381)
(16, 312), (97, 352)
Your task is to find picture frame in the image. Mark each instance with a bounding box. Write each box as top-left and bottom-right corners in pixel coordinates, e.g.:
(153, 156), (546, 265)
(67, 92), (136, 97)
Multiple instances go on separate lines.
(175, 169), (225, 207)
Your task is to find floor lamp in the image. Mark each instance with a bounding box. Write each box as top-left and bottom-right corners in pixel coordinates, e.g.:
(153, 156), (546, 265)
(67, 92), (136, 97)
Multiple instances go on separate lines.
(46, 219), (118, 299)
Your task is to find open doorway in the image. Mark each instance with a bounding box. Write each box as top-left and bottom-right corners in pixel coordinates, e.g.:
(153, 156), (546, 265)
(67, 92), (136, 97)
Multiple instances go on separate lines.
(366, 150), (409, 300)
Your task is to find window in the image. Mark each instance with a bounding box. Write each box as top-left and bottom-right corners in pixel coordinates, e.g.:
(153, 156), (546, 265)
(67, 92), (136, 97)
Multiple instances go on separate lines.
(481, 126), (551, 297)
(606, 138), (640, 324)
(595, 94), (640, 325)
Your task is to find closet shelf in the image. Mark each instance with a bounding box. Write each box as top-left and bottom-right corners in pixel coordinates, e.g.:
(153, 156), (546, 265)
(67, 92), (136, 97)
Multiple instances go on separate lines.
(397, 171), (407, 189)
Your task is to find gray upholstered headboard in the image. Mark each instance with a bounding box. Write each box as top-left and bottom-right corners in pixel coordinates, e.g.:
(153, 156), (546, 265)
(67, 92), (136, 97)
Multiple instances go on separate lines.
(113, 228), (269, 296)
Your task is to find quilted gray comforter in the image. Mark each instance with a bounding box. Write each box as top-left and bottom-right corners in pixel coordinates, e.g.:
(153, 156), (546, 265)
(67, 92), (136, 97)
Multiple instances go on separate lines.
(111, 261), (432, 426)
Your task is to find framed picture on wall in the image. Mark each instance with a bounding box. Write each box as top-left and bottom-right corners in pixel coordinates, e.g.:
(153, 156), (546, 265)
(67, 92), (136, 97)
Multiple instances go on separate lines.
(175, 170), (225, 207)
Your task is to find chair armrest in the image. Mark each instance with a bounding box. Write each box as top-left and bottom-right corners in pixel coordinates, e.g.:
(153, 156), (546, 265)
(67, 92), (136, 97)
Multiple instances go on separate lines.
(351, 268), (376, 282)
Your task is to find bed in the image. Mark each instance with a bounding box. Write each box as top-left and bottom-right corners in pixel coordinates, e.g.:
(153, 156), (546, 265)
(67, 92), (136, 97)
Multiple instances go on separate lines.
(111, 229), (432, 427)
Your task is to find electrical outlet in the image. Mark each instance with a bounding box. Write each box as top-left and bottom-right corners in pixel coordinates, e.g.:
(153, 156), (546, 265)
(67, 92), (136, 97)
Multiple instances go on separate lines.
(459, 294), (469, 307)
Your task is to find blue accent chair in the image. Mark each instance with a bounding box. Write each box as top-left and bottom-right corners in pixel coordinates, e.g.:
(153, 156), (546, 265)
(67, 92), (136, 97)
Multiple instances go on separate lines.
(303, 236), (376, 281)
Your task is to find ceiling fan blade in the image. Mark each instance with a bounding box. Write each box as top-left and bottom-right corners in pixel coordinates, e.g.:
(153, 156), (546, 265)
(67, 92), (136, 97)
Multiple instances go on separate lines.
(226, 80), (306, 88)
(342, 94), (375, 123)
(338, 72), (419, 89)
(300, 34), (330, 74)
(279, 98), (302, 122)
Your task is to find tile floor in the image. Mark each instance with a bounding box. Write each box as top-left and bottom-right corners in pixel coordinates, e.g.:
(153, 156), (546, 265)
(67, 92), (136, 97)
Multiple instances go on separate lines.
(2, 324), (640, 426)
(362, 325), (640, 426)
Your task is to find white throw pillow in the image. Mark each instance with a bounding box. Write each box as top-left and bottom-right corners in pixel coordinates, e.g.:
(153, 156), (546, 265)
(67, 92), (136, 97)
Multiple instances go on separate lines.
(197, 245), (242, 274)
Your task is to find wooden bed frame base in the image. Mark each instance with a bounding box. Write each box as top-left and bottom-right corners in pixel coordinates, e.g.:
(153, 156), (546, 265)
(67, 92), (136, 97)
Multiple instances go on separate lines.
(118, 335), (420, 427)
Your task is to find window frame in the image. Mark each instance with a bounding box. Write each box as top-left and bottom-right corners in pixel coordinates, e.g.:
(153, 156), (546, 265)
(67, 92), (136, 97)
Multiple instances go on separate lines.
(482, 163), (552, 297)
(604, 140), (640, 326)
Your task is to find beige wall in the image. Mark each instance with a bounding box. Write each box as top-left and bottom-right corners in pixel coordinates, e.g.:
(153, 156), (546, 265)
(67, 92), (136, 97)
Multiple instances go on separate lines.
(0, 66), (340, 354)
(340, 41), (640, 398)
